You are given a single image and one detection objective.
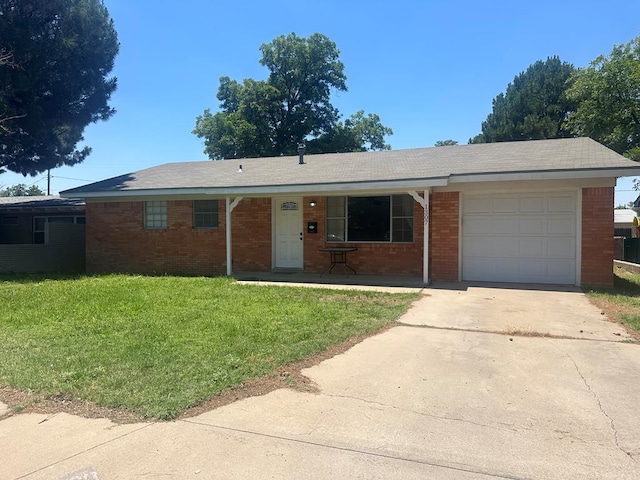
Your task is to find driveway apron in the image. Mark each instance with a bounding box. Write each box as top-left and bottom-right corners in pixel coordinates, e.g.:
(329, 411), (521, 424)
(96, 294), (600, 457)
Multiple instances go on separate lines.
(1, 284), (639, 480)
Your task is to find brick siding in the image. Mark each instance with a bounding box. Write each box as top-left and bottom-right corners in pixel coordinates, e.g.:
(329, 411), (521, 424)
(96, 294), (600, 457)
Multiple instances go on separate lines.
(87, 196), (426, 277)
(430, 191), (459, 282)
(303, 197), (424, 276)
(581, 187), (614, 288)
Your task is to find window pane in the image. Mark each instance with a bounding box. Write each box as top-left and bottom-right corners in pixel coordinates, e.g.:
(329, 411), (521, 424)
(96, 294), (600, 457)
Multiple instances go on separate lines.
(348, 196), (390, 242)
(326, 197), (345, 217)
(193, 200), (218, 228)
(145, 201), (167, 229)
(326, 219), (345, 242)
(34, 218), (46, 230)
(392, 195), (413, 216)
(76, 217), (86, 224)
(392, 217), (414, 242)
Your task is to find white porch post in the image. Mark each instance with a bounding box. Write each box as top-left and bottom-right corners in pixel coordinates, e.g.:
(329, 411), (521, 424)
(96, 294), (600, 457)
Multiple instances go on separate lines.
(225, 196), (243, 276)
(423, 189), (429, 284)
(408, 190), (430, 284)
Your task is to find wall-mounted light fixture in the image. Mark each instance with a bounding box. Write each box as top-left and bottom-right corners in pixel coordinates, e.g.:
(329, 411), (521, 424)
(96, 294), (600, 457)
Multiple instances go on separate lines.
(309, 200), (317, 207)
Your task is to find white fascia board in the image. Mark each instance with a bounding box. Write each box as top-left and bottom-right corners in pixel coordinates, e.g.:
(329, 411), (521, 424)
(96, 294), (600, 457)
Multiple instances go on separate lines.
(61, 177), (450, 199)
(449, 168), (640, 184)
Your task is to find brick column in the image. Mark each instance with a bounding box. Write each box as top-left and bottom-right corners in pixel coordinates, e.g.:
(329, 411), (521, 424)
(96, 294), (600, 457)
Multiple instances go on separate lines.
(430, 192), (459, 282)
(581, 187), (613, 288)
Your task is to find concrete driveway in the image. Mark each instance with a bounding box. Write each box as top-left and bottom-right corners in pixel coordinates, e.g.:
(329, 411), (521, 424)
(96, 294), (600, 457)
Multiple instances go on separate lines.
(2, 284), (639, 479)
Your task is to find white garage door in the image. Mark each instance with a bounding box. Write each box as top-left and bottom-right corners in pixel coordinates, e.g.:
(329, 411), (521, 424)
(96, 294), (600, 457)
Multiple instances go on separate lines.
(462, 192), (577, 284)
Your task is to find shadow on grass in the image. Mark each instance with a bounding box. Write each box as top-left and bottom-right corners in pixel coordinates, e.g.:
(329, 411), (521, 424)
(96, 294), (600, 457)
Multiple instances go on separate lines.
(0, 273), (84, 284)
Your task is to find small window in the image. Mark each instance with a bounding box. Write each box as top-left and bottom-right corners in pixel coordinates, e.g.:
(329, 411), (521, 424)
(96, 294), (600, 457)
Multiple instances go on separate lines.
(2, 216), (18, 226)
(281, 201), (299, 211)
(145, 201), (167, 229)
(193, 200), (218, 228)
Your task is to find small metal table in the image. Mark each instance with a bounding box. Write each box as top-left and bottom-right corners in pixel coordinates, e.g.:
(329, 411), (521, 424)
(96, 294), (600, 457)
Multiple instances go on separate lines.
(319, 247), (358, 275)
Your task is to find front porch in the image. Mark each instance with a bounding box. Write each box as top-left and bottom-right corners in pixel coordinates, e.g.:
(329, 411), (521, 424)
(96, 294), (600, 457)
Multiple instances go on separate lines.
(232, 271), (426, 292)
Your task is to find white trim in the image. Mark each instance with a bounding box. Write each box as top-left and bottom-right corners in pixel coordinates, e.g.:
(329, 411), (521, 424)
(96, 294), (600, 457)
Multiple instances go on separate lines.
(458, 193), (463, 282)
(448, 168), (639, 184)
(226, 197), (232, 276)
(424, 190), (430, 284)
(576, 188), (582, 286)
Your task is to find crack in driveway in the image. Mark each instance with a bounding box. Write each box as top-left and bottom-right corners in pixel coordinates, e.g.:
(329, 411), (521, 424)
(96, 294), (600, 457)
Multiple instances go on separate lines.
(546, 339), (637, 463)
(320, 393), (520, 433)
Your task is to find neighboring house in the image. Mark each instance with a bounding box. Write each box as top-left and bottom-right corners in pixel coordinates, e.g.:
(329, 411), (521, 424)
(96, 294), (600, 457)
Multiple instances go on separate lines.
(614, 209), (638, 238)
(0, 196), (86, 273)
(61, 137), (640, 288)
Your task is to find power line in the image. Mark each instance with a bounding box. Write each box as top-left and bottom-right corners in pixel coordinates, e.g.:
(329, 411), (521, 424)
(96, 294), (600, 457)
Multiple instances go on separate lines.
(50, 175), (94, 182)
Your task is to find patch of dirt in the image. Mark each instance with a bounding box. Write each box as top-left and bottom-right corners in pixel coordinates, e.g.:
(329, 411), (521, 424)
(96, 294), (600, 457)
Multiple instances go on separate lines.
(587, 296), (640, 343)
(0, 387), (142, 424)
(0, 324), (397, 424)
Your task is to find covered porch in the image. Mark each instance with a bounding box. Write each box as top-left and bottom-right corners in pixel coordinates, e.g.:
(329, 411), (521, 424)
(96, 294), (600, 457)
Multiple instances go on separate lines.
(232, 270), (426, 292)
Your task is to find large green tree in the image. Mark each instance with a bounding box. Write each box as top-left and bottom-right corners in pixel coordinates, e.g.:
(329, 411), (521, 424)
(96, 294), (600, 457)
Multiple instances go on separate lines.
(469, 57), (577, 144)
(0, 183), (45, 196)
(565, 36), (640, 160)
(193, 33), (392, 159)
(0, 0), (119, 176)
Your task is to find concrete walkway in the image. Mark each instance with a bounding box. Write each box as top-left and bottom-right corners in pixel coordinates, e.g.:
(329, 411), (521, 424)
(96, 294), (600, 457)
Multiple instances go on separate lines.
(2, 285), (639, 480)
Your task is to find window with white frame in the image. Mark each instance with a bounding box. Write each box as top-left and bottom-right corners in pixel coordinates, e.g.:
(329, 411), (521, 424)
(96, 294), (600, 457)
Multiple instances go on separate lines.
(326, 195), (414, 243)
(193, 200), (218, 228)
(145, 201), (167, 229)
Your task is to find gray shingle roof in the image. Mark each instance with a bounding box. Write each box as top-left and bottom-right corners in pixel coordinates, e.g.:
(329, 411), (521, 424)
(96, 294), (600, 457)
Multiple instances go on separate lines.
(62, 138), (640, 197)
(0, 195), (85, 211)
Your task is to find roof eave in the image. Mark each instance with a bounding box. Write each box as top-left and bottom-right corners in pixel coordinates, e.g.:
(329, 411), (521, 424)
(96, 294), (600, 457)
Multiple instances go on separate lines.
(449, 167), (640, 183)
(60, 177), (450, 199)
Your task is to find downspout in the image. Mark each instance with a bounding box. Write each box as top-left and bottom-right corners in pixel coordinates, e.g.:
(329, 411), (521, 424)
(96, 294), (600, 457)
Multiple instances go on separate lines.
(225, 196), (243, 276)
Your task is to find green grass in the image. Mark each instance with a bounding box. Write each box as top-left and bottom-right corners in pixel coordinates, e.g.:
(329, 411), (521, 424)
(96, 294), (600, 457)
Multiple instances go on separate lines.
(0, 275), (418, 419)
(586, 268), (640, 333)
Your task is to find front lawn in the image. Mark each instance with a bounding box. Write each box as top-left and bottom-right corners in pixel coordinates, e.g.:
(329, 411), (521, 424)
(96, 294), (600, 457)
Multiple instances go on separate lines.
(0, 275), (418, 419)
(586, 267), (640, 340)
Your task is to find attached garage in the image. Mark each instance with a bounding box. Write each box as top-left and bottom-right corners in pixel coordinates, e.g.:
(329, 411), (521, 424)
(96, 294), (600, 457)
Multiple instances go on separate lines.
(462, 192), (577, 284)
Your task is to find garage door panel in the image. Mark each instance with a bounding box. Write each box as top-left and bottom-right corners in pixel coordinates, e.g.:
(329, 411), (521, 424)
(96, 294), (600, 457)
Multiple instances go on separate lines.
(520, 218), (545, 235)
(491, 218), (518, 235)
(518, 238), (545, 257)
(464, 217), (491, 235)
(548, 195), (575, 212)
(548, 217), (575, 235)
(492, 198), (518, 213)
(465, 197), (492, 214)
(547, 237), (575, 258)
(462, 192), (576, 285)
(520, 196), (545, 213)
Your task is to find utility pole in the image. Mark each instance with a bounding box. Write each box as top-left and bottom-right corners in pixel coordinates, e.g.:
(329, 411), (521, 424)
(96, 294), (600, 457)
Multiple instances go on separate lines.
(47, 169), (50, 195)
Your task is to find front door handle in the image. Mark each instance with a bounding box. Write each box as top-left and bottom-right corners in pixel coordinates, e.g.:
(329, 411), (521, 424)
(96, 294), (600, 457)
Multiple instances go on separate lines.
(300, 232), (303, 240)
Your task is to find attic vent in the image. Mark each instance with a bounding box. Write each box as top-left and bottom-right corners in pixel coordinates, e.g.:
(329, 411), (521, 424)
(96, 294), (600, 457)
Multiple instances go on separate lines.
(281, 201), (298, 211)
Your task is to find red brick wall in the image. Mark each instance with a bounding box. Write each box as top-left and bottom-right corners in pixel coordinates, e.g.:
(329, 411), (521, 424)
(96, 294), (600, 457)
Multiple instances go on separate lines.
(430, 192), (459, 282)
(87, 195), (426, 277)
(581, 187), (613, 288)
(231, 198), (272, 271)
(87, 200), (227, 275)
(303, 196), (424, 276)
(86, 198), (271, 276)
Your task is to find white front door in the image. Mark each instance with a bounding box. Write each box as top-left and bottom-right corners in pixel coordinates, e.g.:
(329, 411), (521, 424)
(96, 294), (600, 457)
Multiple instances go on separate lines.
(274, 198), (304, 269)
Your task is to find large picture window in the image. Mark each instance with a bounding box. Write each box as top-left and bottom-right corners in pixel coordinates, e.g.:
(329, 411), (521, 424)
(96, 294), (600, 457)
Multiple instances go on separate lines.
(326, 195), (414, 243)
(145, 201), (167, 229)
(193, 200), (219, 228)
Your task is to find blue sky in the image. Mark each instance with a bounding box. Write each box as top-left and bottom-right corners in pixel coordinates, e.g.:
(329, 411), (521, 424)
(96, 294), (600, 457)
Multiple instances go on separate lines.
(2, 0), (639, 204)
